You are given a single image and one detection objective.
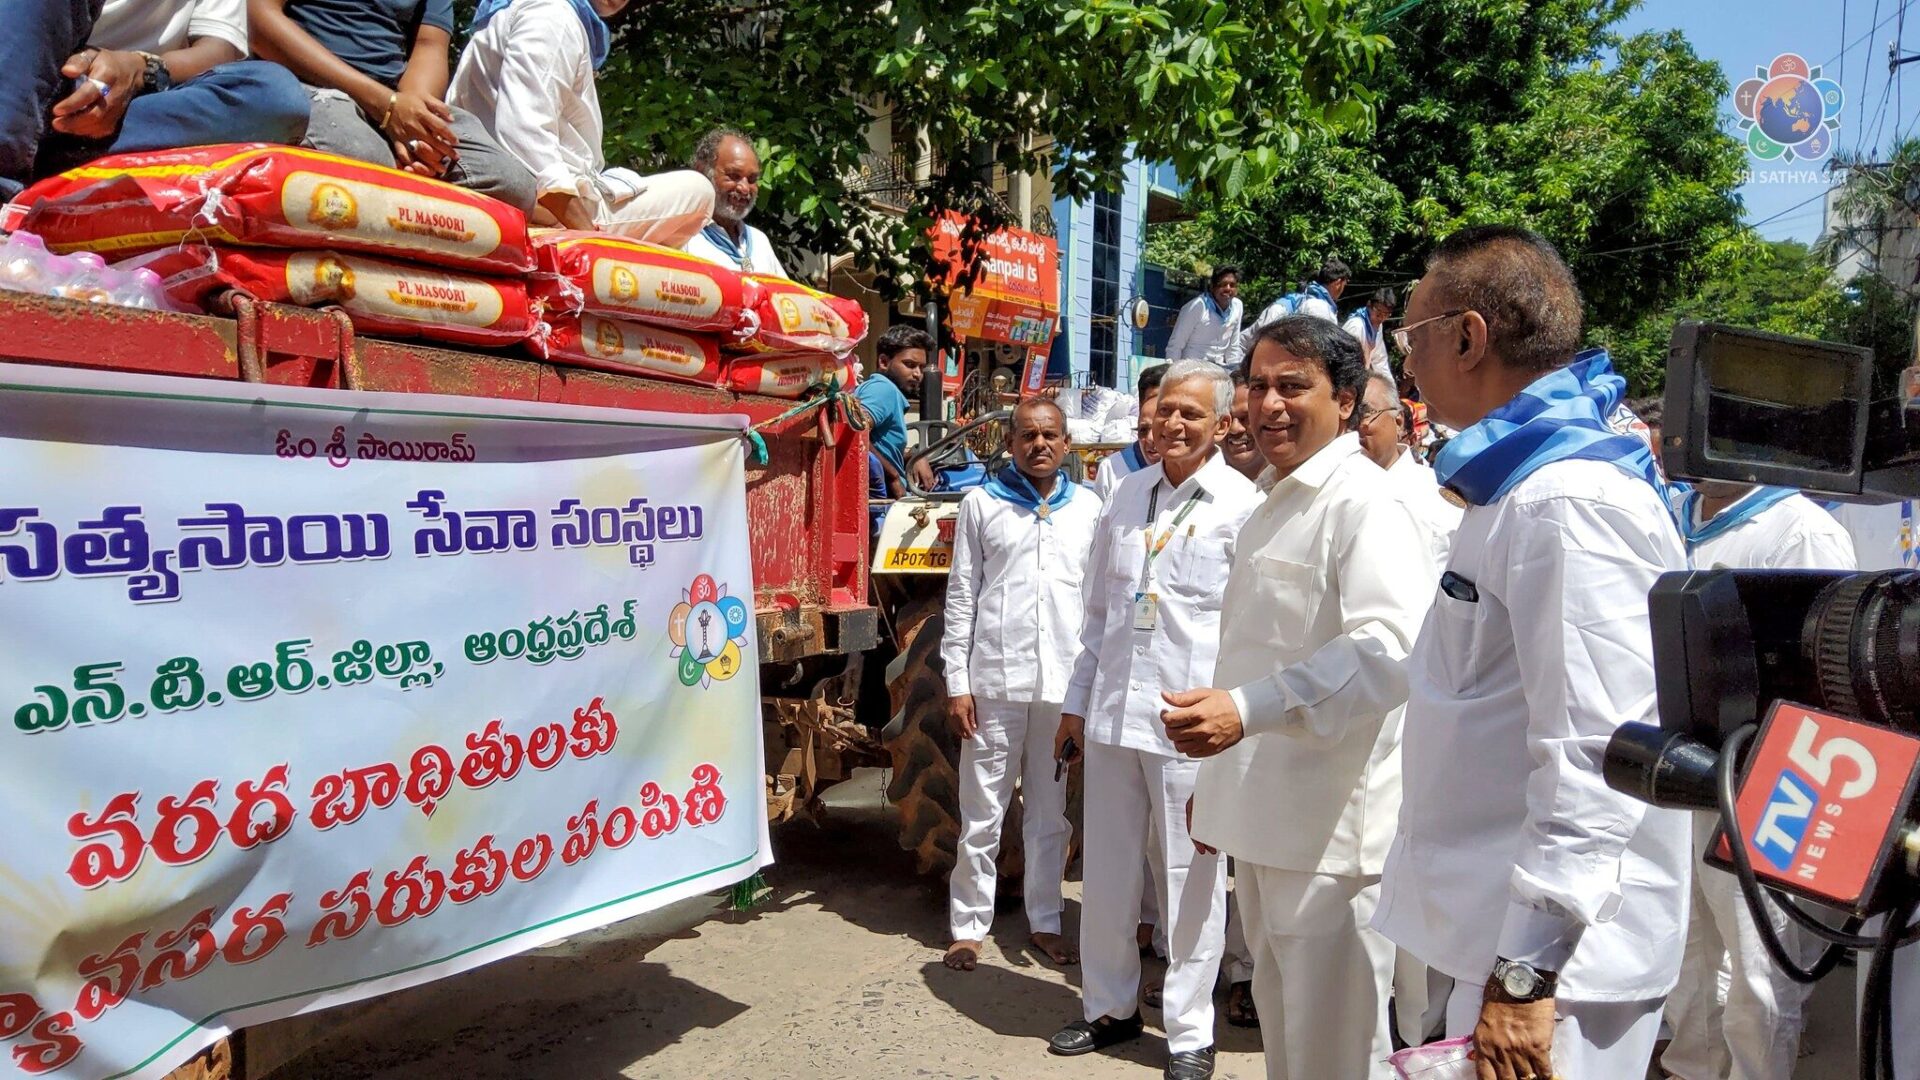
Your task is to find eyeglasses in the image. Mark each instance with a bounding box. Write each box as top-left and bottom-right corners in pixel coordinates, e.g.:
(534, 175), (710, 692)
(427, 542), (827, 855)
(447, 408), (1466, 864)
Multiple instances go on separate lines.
(1356, 406), (1402, 429)
(1391, 309), (1468, 355)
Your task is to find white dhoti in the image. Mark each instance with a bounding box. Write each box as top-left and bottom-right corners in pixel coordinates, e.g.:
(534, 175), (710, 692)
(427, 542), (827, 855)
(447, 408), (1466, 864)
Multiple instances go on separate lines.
(1238, 864), (1395, 1079)
(1080, 740), (1225, 1053)
(947, 698), (1071, 941)
(1447, 981), (1665, 1079)
(1661, 813), (1809, 1079)
(592, 169), (716, 249)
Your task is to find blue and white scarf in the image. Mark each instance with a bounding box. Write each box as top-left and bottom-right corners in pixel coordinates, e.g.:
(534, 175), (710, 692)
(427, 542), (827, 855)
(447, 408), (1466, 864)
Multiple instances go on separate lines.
(470, 0), (611, 69)
(698, 223), (753, 271)
(1433, 349), (1664, 507)
(1678, 485), (1798, 551)
(1203, 292), (1234, 322)
(984, 467), (1077, 516)
(1119, 441), (1149, 473)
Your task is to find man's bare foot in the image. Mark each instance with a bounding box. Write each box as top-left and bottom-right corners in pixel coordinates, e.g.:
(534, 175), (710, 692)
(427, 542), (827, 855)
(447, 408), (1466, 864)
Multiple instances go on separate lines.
(1136, 922), (1155, 954)
(1142, 976), (1164, 1008)
(1030, 931), (1079, 965)
(944, 940), (981, 971)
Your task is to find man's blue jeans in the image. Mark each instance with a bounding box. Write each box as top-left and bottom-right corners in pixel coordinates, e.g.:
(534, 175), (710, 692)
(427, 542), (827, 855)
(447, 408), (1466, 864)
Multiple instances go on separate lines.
(1, 0), (309, 198)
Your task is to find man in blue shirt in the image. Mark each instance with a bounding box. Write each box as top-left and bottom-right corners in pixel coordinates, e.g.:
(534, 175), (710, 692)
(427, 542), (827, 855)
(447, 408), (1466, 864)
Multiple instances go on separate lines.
(857, 325), (935, 502)
(249, 0), (536, 210)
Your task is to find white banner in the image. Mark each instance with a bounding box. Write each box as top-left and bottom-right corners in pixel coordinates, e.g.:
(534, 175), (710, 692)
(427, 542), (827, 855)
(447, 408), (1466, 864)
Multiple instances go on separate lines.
(0, 366), (769, 1079)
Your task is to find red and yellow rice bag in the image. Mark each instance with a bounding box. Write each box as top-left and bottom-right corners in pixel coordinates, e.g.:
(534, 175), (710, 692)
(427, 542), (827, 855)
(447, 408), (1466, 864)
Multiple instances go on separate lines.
(734, 274), (869, 355)
(133, 246), (535, 348)
(1, 143), (532, 274)
(535, 312), (725, 386)
(530, 231), (749, 334)
(726, 351), (857, 399)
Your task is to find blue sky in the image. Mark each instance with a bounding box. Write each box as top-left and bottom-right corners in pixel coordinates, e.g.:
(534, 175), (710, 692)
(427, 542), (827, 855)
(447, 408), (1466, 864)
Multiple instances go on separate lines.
(1622, 0), (1920, 242)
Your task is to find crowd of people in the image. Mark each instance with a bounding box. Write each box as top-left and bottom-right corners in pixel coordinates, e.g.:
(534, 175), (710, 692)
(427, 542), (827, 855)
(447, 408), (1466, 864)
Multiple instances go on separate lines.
(4, 0), (777, 277)
(935, 225), (1877, 1080)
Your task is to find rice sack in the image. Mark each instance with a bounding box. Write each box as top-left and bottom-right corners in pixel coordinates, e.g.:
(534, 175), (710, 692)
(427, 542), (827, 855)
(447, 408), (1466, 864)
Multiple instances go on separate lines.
(1, 144), (532, 274)
(135, 246), (535, 348)
(726, 351), (857, 399)
(535, 312), (725, 387)
(735, 275), (869, 355)
(530, 231), (750, 334)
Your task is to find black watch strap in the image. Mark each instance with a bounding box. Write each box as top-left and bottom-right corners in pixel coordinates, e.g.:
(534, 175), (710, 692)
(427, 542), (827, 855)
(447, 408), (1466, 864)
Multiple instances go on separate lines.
(138, 52), (172, 95)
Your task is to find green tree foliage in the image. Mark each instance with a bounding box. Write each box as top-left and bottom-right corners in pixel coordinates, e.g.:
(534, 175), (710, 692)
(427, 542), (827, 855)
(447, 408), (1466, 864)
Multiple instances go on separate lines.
(1168, 1), (1749, 348)
(552, 0), (1387, 290)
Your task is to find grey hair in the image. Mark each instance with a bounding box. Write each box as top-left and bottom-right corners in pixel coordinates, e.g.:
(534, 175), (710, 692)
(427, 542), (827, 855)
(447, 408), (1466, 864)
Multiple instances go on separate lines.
(691, 127), (753, 176)
(1160, 359), (1234, 416)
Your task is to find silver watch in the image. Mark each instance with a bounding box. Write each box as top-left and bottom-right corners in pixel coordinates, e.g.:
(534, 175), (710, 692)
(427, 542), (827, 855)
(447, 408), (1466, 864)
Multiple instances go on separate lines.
(1489, 958), (1558, 1002)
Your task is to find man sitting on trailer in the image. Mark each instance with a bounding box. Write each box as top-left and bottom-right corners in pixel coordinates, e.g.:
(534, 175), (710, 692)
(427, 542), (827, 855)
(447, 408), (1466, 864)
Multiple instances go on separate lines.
(248, 0), (537, 210)
(3, 0), (310, 199)
(449, 0), (715, 243)
(683, 127), (789, 277)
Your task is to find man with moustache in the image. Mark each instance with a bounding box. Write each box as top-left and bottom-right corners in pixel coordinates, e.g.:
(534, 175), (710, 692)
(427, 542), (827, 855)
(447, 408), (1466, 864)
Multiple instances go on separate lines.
(942, 398), (1098, 974)
(1358, 373), (1461, 568)
(1166, 317), (1436, 1079)
(1050, 360), (1260, 1080)
(1372, 226), (1689, 1080)
(1222, 369), (1263, 482)
(683, 126), (787, 276)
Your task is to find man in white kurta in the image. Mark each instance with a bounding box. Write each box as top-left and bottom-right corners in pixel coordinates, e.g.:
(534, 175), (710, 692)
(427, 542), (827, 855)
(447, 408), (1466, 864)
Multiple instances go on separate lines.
(1167, 267), (1245, 368)
(1659, 483), (1855, 1080)
(450, 0), (715, 242)
(1373, 226), (1690, 1080)
(1050, 362), (1260, 1079)
(1170, 316), (1438, 1080)
(1092, 362), (1164, 504)
(940, 399), (1100, 972)
(1343, 288), (1397, 383)
(1359, 373), (1461, 570)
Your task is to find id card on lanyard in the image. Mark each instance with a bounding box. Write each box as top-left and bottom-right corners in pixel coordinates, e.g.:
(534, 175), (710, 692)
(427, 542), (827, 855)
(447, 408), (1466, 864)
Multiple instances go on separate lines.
(1134, 481), (1202, 632)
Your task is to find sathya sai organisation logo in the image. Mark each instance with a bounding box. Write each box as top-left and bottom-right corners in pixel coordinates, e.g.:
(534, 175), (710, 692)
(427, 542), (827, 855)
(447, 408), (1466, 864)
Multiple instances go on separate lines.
(1735, 53), (1843, 162)
(669, 574), (751, 687)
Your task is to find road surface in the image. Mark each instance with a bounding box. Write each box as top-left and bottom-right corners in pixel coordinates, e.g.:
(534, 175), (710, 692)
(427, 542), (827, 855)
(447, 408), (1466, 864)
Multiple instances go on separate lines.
(259, 770), (1859, 1079)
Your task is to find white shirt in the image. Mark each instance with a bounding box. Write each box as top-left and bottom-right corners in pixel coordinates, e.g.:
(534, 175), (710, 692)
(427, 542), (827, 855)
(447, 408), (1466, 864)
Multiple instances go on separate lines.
(1385, 448), (1463, 570)
(1344, 311), (1392, 381)
(1065, 453), (1262, 755)
(1091, 442), (1148, 504)
(940, 482), (1103, 703)
(1829, 500), (1920, 570)
(1191, 434), (1438, 875)
(1690, 491), (1857, 572)
(450, 0), (614, 216)
(1374, 459), (1692, 1000)
(1167, 295), (1244, 367)
(90, 0), (246, 55)
(684, 223), (789, 278)
(1237, 292), (1338, 360)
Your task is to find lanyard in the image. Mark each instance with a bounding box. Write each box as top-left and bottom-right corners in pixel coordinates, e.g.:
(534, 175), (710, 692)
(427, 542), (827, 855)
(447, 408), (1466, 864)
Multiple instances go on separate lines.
(1138, 480), (1203, 590)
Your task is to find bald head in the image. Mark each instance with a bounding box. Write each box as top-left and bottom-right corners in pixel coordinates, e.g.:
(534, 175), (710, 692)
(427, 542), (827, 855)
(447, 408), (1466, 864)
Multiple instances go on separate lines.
(1423, 225), (1583, 373)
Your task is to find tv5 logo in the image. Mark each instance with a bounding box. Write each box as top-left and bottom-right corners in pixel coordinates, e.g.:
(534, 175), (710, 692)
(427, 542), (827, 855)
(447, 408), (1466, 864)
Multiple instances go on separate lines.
(1720, 703), (1920, 908)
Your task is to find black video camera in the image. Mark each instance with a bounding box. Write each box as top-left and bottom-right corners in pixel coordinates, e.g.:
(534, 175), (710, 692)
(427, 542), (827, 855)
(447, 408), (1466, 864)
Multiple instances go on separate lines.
(1601, 321), (1920, 1078)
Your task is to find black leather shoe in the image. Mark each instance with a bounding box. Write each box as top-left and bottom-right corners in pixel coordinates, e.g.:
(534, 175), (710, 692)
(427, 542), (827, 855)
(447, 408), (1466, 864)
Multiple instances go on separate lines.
(1047, 1013), (1144, 1056)
(1165, 1047), (1216, 1079)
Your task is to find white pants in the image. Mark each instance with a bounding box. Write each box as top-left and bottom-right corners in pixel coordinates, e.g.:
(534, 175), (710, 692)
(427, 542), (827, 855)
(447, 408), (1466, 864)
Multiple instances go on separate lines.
(1859, 915), (1920, 1079)
(1661, 813), (1808, 1080)
(1081, 741), (1226, 1053)
(1238, 864), (1395, 1079)
(1224, 866), (1255, 984)
(1446, 981), (1664, 1079)
(948, 699), (1071, 941)
(592, 169), (715, 248)
(1393, 951), (1452, 1046)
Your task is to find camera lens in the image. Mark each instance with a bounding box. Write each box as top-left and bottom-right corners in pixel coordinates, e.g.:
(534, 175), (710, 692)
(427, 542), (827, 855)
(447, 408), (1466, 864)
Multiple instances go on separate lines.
(1802, 570), (1920, 733)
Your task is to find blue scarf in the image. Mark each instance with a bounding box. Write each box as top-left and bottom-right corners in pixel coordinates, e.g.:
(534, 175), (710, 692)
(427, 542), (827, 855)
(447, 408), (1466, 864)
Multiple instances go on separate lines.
(471, 0), (611, 69)
(984, 467), (1076, 516)
(699, 223), (753, 270)
(1304, 282), (1333, 307)
(1203, 293), (1233, 322)
(1679, 485), (1798, 551)
(1120, 442), (1148, 473)
(1433, 349), (1663, 507)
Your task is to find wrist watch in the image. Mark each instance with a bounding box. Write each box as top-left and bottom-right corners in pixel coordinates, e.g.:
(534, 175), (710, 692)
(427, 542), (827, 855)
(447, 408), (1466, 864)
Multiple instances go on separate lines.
(1487, 958), (1558, 1003)
(137, 51), (173, 95)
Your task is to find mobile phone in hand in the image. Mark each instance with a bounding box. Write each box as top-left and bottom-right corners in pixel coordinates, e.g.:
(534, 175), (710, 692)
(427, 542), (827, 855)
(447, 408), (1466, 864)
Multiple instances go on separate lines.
(1054, 737), (1076, 782)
